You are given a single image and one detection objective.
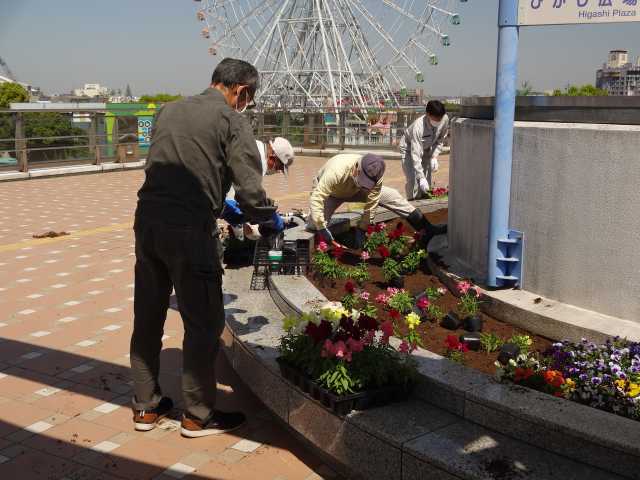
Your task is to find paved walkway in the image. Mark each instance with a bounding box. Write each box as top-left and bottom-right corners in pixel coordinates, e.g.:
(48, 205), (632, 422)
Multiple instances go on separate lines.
(0, 154), (448, 479)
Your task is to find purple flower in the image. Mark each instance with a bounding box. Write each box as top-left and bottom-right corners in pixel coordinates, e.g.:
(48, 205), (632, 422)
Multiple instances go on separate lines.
(579, 374), (588, 382)
(591, 377), (602, 386)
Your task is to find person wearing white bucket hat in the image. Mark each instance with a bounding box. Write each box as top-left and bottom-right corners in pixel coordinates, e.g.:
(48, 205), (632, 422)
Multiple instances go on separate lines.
(222, 137), (295, 242)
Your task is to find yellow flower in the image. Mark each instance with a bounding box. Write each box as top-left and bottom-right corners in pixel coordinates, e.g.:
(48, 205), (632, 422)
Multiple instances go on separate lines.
(405, 312), (421, 331)
(615, 379), (627, 391)
(628, 383), (640, 398)
(564, 378), (576, 390)
(282, 315), (300, 332)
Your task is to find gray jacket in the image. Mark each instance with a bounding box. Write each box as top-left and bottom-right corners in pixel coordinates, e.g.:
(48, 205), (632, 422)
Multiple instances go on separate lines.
(398, 114), (449, 184)
(136, 88), (275, 226)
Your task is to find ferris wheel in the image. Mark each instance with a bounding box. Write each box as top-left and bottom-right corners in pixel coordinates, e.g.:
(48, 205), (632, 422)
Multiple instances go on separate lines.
(194, 0), (466, 110)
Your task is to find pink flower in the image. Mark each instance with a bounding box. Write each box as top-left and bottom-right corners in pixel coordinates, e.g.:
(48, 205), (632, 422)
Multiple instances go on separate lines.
(375, 222), (386, 232)
(317, 240), (328, 252)
(470, 287), (481, 298)
(386, 287), (400, 296)
(458, 281), (472, 295)
(399, 340), (410, 353)
(347, 337), (364, 353)
(321, 339), (334, 358)
(360, 251), (370, 261)
(333, 340), (347, 359)
(375, 293), (389, 304)
(417, 297), (430, 310)
(359, 291), (370, 301)
(437, 287), (447, 296)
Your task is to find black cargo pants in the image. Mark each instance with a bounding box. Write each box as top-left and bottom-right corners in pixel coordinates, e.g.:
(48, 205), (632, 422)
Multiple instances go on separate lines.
(130, 219), (224, 421)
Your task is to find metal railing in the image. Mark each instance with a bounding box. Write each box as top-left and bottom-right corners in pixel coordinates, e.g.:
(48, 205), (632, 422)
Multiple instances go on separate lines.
(0, 105), (457, 173)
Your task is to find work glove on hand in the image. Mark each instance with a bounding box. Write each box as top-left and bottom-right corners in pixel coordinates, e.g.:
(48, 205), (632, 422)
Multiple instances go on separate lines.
(221, 199), (245, 225)
(430, 156), (439, 173)
(353, 228), (366, 250)
(258, 212), (285, 237)
(419, 178), (430, 195)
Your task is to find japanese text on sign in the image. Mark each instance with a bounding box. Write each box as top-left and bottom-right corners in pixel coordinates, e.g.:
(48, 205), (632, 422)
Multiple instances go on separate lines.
(518, 0), (640, 25)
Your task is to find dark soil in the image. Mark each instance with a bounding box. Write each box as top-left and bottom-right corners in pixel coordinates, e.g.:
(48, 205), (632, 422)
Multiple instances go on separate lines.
(308, 209), (553, 377)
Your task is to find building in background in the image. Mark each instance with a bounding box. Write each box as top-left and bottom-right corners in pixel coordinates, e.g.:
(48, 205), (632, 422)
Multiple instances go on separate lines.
(73, 83), (110, 98)
(596, 50), (640, 96)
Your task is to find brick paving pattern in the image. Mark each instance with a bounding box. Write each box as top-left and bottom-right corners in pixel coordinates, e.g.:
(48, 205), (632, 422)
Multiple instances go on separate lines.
(0, 154), (448, 479)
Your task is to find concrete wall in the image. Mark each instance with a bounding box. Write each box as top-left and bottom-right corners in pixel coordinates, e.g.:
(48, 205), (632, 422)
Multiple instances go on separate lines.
(449, 118), (640, 322)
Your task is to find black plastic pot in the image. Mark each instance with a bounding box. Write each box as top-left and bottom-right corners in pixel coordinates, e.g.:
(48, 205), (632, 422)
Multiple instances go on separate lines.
(387, 276), (405, 289)
(498, 343), (521, 365)
(276, 358), (411, 416)
(459, 333), (482, 351)
(463, 315), (483, 332)
(440, 311), (461, 330)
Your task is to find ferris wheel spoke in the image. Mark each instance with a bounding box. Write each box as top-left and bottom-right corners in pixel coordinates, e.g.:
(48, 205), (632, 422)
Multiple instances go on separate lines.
(381, 0), (444, 38)
(209, 0), (279, 54)
(346, 0), (420, 74)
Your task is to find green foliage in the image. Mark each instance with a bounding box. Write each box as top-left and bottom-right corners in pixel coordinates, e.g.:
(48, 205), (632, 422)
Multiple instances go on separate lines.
(312, 250), (347, 281)
(138, 93), (183, 103)
(457, 292), (481, 318)
(552, 84), (608, 97)
(516, 80), (534, 97)
(382, 257), (402, 283)
(446, 349), (466, 365)
(389, 236), (410, 257)
(279, 334), (323, 377)
(509, 334), (533, 354)
(364, 230), (388, 254)
(387, 290), (414, 314)
(0, 82), (29, 108)
(425, 286), (444, 301)
(346, 262), (370, 284)
(480, 332), (504, 354)
(318, 363), (361, 395)
(341, 292), (357, 311)
(426, 304), (445, 322)
(400, 249), (426, 274)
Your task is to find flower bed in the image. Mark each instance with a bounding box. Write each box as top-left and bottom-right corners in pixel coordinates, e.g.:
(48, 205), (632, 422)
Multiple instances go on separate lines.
(497, 338), (640, 420)
(302, 209), (640, 423)
(278, 301), (418, 414)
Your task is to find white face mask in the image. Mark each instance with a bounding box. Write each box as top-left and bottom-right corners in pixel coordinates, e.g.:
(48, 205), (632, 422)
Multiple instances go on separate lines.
(429, 118), (442, 128)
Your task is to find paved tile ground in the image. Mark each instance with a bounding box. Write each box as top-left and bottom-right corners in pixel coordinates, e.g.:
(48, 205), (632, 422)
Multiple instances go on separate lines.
(0, 154), (449, 479)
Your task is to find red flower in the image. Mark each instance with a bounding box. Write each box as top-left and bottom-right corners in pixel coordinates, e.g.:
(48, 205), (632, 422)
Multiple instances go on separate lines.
(399, 341), (410, 353)
(388, 229), (401, 240)
(543, 370), (565, 389)
(378, 245), (390, 258)
(332, 244), (345, 259)
(389, 309), (401, 320)
(305, 320), (332, 343)
(445, 335), (460, 350)
(344, 280), (355, 294)
(367, 225), (375, 235)
(380, 320), (394, 337)
(375, 222), (386, 232)
(514, 368), (534, 383)
(395, 222), (405, 234)
(417, 297), (430, 310)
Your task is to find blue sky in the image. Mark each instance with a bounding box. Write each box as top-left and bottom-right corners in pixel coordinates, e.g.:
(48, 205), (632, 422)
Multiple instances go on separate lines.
(1, 0), (638, 97)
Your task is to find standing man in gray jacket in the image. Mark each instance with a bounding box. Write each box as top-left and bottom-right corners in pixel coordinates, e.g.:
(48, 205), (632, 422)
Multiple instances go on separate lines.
(399, 100), (450, 200)
(131, 58), (283, 438)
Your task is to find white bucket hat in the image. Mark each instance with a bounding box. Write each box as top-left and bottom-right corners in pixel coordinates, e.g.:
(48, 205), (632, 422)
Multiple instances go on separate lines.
(269, 137), (295, 176)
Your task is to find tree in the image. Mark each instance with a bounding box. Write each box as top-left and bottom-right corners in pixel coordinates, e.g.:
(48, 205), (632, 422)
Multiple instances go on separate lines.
(0, 82), (29, 108)
(553, 84), (608, 96)
(139, 93), (182, 103)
